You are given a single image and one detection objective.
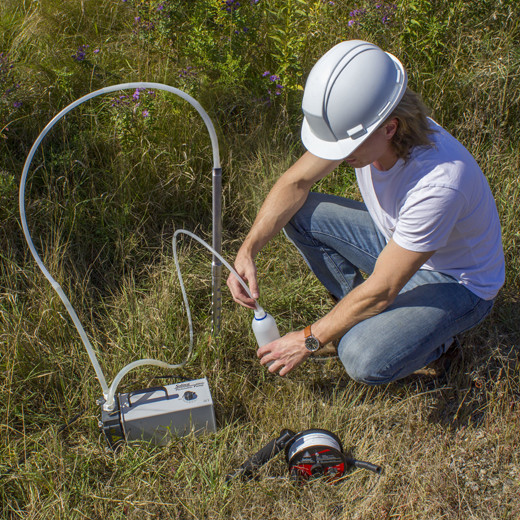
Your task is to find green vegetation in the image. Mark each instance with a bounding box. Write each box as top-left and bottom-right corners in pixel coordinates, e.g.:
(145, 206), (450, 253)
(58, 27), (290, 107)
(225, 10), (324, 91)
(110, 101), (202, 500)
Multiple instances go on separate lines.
(1, 0), (519, 518)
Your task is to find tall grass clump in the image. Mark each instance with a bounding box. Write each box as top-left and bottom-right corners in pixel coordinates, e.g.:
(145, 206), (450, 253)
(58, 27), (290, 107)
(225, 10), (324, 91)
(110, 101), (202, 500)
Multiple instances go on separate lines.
(1, 1), (519, 519)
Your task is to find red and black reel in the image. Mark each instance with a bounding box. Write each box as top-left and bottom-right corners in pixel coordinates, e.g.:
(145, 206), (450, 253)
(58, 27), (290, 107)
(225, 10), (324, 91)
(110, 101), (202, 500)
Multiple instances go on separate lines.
(225, 428), (382, 484)
(285, 429), (347, 482)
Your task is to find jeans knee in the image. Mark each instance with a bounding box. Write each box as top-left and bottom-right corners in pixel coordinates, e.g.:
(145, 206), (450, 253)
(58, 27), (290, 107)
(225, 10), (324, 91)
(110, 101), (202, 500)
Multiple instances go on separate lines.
(283, 220), (298, 241)
(284, 208), (308, 242)
(344, 363), (390, 385)
(339, 346), (395, 385)
(284, 192), (325, 239)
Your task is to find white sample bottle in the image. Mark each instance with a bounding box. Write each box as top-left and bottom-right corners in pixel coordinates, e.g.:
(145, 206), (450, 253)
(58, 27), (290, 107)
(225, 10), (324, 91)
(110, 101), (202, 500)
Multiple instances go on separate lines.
(252, 306), (280, 347)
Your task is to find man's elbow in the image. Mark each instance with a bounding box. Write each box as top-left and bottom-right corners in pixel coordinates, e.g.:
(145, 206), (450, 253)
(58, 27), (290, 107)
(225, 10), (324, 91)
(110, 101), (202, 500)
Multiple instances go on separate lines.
(372, 293), (395, 314)
(363, 282), (400, 315)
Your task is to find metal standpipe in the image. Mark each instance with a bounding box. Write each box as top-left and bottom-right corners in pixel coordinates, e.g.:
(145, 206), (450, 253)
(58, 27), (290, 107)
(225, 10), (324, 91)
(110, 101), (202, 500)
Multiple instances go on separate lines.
(19, 82), (223, 406)
(212, 166), (223, 337)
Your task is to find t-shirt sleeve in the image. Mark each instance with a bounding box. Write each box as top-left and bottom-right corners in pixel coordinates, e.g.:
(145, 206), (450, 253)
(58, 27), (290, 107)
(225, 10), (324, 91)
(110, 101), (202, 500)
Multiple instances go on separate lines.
(392, 186), (466, 252)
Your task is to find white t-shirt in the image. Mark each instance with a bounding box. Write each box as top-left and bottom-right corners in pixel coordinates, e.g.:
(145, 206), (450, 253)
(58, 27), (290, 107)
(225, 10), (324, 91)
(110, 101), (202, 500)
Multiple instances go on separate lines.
(356, 119), (505, 300)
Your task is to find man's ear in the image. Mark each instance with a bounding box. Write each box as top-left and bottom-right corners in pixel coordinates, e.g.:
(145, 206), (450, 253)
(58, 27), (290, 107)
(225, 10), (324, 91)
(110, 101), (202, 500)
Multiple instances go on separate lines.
(384, 118), (399, 140)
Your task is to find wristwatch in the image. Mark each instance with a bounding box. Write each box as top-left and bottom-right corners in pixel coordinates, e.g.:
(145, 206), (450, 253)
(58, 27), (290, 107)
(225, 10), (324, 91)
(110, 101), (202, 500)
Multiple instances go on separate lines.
(304, 325), (321, 352)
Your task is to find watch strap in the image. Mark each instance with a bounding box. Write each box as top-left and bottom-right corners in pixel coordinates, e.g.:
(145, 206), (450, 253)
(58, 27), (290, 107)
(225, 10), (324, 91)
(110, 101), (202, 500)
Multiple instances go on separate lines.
(304, 325), (312, 339)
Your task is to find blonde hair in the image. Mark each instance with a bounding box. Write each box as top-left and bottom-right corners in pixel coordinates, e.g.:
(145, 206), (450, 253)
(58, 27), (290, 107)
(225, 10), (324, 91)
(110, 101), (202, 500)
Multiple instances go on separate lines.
(386, 88), (436, 160)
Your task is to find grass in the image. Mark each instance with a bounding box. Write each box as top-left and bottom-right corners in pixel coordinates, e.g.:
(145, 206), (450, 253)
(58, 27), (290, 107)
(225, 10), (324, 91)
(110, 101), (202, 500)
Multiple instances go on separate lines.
(1, 0), (520, 518)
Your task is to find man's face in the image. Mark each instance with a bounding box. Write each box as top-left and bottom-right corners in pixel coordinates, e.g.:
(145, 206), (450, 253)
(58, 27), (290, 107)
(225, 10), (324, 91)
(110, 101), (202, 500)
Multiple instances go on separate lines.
(344, 119), (398, 171)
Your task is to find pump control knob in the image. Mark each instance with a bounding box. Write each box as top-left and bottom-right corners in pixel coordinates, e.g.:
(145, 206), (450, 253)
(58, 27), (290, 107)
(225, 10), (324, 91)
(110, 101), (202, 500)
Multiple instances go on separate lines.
(183, 391), (197, 401)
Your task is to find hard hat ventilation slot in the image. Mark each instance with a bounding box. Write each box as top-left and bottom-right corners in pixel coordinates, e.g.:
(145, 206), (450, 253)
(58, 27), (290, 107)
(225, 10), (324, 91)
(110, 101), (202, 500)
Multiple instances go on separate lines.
(377, 100), (392, 117)
(347, 124), (367, 140)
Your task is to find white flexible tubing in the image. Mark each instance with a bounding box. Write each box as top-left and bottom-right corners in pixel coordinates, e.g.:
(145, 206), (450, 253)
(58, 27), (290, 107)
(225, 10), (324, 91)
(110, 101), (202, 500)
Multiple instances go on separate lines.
(103, 229), (260, 410)
(19, 83), (221, 405)
(173, 229), (259, 310)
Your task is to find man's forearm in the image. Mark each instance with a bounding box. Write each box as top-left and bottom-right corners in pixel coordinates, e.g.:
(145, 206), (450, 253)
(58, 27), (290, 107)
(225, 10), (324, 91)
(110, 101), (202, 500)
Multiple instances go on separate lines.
(239, 152), (341, 259)
(254, 223), (434, 377)
(228, 152), (339, 309)
(312, 278), (393, 346)
(240, 176), (310, 258)
(311, 240), (435, 347)
(256, 279), (394, 376)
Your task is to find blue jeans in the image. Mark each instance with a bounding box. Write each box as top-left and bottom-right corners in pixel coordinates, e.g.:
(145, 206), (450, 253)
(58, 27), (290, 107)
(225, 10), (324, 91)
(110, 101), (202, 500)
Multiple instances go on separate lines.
(284, 193), (494, 385)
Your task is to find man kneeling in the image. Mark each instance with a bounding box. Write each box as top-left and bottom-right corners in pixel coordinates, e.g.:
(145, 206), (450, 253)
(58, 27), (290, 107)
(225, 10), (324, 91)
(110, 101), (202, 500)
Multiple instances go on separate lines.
(227, 40), (504, 383)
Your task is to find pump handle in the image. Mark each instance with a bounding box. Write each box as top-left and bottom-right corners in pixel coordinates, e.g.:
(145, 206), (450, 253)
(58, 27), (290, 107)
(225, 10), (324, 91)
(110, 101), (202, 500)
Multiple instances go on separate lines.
(225, 429), (295, 482)
(127, 386), (168, 407)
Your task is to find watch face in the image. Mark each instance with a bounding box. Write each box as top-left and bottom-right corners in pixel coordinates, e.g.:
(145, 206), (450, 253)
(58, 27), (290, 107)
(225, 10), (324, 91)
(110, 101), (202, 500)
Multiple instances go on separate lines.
(305, 335), (320, 352)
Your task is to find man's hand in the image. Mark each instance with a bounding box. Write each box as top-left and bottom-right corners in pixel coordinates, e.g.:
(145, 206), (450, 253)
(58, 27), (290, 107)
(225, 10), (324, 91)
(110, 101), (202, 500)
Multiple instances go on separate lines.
(226, 251), (259, 309)
(257, 330), (311, 377)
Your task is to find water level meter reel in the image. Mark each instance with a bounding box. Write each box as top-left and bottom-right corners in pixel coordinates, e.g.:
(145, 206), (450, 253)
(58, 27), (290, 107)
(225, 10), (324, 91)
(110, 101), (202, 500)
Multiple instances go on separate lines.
(226, 428), (382, 483)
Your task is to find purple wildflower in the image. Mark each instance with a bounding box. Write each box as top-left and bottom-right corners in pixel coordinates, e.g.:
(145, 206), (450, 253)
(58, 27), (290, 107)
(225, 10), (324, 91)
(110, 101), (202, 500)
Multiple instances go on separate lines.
(269, 74), (279, 82)
(371, 1), (397, 26)
(347, 7), (368, 27)
(349, 8), (366, 17)
(142, 110), (149, 118)
(262, 71), (270, 77)
(132, 88), (145, 101)
(13, 101), (22, 108)
(72, 44), (89, 62)
(221, 0), (240, 12)
(178, 66), (197, 78)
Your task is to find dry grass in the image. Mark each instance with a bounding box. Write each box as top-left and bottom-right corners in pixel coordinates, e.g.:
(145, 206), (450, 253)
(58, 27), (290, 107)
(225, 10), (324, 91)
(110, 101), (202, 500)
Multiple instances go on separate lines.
(2, 231), (518, 519)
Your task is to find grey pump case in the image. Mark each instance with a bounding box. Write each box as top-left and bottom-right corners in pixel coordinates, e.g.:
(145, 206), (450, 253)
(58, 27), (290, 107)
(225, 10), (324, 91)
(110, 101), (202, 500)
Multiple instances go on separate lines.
(118, 378), (216, 445)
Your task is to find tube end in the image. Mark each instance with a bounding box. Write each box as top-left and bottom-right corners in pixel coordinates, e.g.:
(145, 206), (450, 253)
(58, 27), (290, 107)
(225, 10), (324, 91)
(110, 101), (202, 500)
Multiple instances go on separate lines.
(254, 307), (266, 319)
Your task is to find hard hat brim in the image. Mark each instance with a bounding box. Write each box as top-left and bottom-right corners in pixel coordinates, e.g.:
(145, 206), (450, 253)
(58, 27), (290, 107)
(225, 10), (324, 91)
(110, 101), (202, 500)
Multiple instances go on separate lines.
(301, 116), (374, 160)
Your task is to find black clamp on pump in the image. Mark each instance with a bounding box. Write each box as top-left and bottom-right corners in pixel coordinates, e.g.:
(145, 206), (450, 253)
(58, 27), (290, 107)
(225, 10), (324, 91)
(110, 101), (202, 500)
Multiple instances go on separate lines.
(225, 428), (382, 483)
(98, 397), (125, 451)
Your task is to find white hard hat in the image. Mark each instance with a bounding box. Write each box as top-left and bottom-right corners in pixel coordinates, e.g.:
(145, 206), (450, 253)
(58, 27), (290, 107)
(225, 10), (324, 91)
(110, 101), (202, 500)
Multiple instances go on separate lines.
(301, 40), (407, 160)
